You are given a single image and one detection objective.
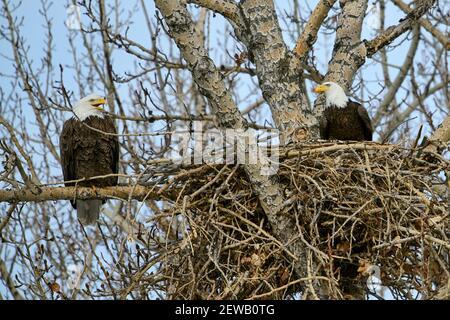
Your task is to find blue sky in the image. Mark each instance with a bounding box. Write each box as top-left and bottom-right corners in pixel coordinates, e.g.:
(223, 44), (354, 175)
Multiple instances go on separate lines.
(1, 0), (442, 144)
(1, 0), (416, 109)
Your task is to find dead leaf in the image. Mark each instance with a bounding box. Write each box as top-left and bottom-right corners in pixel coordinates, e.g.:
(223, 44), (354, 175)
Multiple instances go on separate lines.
(336, 241), (351, 254)
(251, 253), (262, 267)
(280, 268), (290, 285)
(50, 282), (60, 293)
(357, 259), (372, 275)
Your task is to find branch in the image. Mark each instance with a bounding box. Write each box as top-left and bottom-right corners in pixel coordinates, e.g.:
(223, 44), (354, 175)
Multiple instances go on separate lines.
(378, 83), (446, 140)
(323, 0), (367, 87)
(236, 0), (314, 142)
(0, 186), (173, 203)
(423, 114), (450, 154)
(102, 203), (160, 248)
(98, 0), (117, 114)
(109, 111), (273, 130)
(155, 0), (245, 129)
(379, 0), (392, 87)
(2, 0), (60, 163)
(155, 0), (314, 291)
(365, 0), (437, 57)
(373, 25), (420, 126)
(188, 0), (242, 26)
(293, 0), (336, 61)
(392, 0), (447, 49)
(0, 115), (40, 185)
(0, 203), (16, 233)
(0, 258), (23, 300)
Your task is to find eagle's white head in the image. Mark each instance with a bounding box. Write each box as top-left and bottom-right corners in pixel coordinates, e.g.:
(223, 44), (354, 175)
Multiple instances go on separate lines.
(73, 94), (107, 121)
(313, 82), (348, 108)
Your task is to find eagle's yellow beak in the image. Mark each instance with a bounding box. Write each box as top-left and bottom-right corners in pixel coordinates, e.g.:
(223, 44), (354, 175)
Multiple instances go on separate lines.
(313, 85), (329, 94)
(92, 97), (107, 110)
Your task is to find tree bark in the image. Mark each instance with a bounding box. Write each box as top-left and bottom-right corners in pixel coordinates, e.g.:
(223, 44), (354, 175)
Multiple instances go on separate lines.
(155, 0), (316, 295)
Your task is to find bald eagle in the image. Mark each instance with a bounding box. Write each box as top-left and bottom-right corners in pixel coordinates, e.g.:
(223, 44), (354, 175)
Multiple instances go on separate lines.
(60, 94), (119, 225)
(314, 82), (373, 141)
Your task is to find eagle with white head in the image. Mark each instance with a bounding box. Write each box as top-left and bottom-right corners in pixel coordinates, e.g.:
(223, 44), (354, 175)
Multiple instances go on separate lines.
(314, 82), (373, 141)
(60, 94), (119, 225)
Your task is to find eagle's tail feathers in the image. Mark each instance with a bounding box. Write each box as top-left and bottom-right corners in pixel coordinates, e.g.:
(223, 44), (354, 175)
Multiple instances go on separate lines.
(76, 200), (102, 225)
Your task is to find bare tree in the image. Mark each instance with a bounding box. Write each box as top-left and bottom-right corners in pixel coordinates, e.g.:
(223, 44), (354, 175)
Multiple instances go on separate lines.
(0, 0), (448, 300)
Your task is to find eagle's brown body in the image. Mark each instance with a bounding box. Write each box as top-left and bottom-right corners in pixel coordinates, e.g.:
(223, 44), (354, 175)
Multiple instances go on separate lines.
(320, 101), (373, 141)
(60, 115), (119, 223)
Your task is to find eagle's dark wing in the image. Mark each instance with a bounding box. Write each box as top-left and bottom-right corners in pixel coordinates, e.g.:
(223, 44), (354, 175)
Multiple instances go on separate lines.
(87, 115), (119, 186)
(60, 118), (77, 187)
(105, 116), (119, 185)
(60, 118), (78, 209)
(351, 101), (373, 141)
(319, 115), (329, 140)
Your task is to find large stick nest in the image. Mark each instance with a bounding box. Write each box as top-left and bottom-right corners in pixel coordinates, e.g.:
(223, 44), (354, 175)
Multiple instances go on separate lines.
(150, 142), (449, 300)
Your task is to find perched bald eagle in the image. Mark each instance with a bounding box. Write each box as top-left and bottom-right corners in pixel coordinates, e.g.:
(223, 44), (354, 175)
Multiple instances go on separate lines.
(314, 82), (373, 141)
(60, 94), (119, 225)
